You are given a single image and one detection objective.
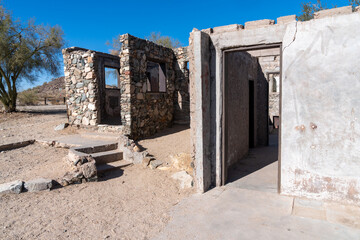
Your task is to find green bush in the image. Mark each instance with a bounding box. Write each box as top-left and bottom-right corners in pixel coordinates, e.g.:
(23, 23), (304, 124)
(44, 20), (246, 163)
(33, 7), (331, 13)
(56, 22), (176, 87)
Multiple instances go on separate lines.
(18, 91), (38, 106)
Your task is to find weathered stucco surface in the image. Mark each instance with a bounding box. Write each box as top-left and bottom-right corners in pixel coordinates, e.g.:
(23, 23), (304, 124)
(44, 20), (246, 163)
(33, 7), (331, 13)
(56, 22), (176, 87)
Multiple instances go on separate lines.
(224, 52), (253, 167)
(190, 21), (289, 190)
(189, 30), (212, 192)
(281, 13), (360, 205)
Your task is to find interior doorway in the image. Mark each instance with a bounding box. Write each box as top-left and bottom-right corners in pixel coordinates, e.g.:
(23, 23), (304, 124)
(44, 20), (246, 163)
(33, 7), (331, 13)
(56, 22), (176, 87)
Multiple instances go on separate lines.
(222, 45), (281, 192)
(101, 67), (122, 125)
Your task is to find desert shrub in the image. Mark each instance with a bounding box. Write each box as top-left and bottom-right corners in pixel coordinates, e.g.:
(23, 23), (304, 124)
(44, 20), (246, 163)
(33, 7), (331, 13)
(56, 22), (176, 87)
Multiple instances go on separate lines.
(18, 91), (38, 106)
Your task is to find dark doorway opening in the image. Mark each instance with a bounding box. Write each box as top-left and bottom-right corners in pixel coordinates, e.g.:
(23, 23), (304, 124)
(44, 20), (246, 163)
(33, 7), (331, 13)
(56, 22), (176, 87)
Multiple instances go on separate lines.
(249, 80), (255, 148)
(101, 67), (122, 125)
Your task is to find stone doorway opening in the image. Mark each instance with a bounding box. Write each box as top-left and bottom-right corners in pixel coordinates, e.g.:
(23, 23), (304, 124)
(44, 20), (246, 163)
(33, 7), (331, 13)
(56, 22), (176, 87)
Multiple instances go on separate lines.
(101, 66), (122, 125)
(222, 45), (281, 191)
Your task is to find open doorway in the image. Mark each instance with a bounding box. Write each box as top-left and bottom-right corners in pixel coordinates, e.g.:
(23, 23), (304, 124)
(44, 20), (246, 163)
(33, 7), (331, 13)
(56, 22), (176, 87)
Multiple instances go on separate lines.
(102, 66), (122, 125)
(222, 45), (281, 192)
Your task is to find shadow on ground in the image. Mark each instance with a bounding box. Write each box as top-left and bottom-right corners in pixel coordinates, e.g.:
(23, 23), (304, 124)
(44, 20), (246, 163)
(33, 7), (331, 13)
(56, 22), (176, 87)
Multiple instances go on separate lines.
(17, 105), (67, 115)
(227, 134), (278, 184)
(98, 168), (124, 181)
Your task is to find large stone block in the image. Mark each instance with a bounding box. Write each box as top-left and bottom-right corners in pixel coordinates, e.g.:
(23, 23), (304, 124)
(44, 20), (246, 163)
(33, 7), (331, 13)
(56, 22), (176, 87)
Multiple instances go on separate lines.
(245, 19), (275, 29)
(314, 6), (352, 19)
(0, 180), (23, 194)
(171, 171), (193, 189)
(79, 160), (97, 179)
(24, 178), (53, 192)
(277, 15), (296, 24)
(212, 24), (243, 34)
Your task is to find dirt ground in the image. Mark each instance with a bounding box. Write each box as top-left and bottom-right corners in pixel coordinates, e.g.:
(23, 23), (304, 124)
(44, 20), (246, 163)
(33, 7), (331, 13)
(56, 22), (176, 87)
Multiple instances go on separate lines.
(0, 105), (193, 240)
(138, 125), (191, 166)
(0, 166), (192, 240)
(0, 143), (70, 184)
(0, 105), (71, 144)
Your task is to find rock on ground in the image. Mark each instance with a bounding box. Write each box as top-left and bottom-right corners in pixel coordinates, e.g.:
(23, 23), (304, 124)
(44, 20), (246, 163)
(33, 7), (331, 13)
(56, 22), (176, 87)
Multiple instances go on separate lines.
(24, 178), (53, 192)
(170, 153), (193, 174)
(61, 171), (83, 186)
(54, 123), (69, 131)
(149, 159), (163, 169)
(171, 171), (193, 189)
(0, 180), (23, 194)
(79, 160), (97, 179)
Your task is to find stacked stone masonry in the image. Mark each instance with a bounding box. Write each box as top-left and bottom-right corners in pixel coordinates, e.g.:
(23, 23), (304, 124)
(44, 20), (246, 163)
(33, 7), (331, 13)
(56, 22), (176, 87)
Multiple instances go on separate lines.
(63, 35), (189, 140)
(63, 47), (102, 126)
(121, 34), (176, 139)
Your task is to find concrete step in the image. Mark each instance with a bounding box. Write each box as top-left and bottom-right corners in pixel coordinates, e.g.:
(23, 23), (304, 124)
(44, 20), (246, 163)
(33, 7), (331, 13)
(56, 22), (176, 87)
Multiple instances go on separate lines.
(76, 142), (118, 154)
(92, 150), (123, 165)
(96, 160), (133, 174)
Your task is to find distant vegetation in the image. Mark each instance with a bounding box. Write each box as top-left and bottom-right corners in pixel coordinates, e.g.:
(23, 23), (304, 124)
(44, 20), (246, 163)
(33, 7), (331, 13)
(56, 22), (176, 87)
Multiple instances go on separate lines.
(297, 0), (360, 21)
(17, 90), (38, 106)
(145, 32), (182, 48)
(0, 4), (64, 112)
(107, 32), (182, 56)
(17, 76), (65, 106)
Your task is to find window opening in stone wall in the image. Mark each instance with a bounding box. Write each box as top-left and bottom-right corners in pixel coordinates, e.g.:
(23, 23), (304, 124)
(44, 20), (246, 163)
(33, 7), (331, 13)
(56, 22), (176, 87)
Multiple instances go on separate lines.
(269, 73), (280, 93)
(105, 67), (120, 89)
(146, 61), (166, 92)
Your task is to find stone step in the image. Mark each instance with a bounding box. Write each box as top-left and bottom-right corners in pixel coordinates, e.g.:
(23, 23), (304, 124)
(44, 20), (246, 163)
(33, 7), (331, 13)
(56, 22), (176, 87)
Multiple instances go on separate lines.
(75, 142), (118, 154)
(92, 150), (123, 165)
(98, 125), (124, 133)
(96, 160), (133, 174)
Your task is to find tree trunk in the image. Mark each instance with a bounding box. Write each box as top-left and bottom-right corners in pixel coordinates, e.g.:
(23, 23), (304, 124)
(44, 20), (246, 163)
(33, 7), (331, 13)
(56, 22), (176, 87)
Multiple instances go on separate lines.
(2, 98), (16, 112)
(1, 85), (17, 112)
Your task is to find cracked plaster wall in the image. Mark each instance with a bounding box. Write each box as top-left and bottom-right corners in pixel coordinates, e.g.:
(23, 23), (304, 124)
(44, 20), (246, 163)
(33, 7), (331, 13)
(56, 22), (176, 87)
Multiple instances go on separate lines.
(281, 12), (360, 205)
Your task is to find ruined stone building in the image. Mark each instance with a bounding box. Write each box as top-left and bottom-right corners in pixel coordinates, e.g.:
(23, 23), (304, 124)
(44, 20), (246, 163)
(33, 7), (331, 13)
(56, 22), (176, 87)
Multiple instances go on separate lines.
(190, 6), (360, 206)
(63, 5), (360, 206)
(63, 34), (189, 140)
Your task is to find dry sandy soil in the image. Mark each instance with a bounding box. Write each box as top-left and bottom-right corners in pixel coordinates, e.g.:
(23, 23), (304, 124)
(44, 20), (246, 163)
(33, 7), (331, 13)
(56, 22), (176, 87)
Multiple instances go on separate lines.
(0, 166), (192, 240)
(0, 105), (71, 144)
(138, 125), (191, 166)
(0, 106), (193, 240)
(0, 143), (70, 184)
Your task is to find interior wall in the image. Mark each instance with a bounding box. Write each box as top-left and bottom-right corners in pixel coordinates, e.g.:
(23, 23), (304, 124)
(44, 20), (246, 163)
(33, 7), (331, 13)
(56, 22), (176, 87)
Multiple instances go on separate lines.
(224, 50), (269, 181)
(224, 52), (252, 167)
(190, 20), (290, 191)
(247, 48), (280, 128)
(281, 12), (360, 205)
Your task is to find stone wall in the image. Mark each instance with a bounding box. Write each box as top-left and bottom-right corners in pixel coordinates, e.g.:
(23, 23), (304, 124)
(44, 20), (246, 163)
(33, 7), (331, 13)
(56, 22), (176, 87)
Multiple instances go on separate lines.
(63, 47), (121, 127)
(64, 36), (190, 140)
(173, 47), (190, 124)
(63, 47), (100, 126)
(120, 34), (176, 139)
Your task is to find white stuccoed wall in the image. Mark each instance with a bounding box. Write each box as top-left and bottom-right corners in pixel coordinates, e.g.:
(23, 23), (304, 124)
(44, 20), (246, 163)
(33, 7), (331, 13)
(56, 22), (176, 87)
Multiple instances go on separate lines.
(281, 12), (360, 205)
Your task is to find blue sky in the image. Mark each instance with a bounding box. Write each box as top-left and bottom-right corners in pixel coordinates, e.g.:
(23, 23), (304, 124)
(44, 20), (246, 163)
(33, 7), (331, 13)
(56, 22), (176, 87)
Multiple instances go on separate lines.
(2, 0), (351, 90)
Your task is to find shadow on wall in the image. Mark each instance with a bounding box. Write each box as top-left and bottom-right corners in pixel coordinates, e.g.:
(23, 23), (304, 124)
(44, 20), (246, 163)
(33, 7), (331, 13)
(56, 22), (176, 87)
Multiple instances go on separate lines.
(173, 48), (190, 125)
